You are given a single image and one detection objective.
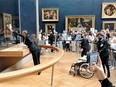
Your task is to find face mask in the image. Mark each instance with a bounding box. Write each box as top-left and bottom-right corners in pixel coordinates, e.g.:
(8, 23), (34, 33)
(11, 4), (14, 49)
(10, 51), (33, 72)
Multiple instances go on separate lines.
(99, 38), (102, 40)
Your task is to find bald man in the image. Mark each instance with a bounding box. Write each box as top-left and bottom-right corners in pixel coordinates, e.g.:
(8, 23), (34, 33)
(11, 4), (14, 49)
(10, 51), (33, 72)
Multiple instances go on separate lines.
(13, 30), (41, 75)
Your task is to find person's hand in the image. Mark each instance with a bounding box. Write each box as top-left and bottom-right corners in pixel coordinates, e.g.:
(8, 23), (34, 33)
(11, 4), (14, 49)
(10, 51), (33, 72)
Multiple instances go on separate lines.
(90, 62), (97, 72)
(80, 48), (83, 52)
(92, 62), (96, 66)
(10, 28), (14, 32)
(8, 27), (14, 32)
(7, 24), (14, 32)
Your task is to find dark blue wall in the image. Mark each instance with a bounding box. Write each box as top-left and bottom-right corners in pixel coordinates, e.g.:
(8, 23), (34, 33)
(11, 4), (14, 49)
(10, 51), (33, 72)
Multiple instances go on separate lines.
(0, 0), (18, 29)
(0, 0), (36, 35)
(20, 0), (36, 35)
(0, 0), (18, 16)
(39, 0), (116, 32)
(0, 0), (116, 34)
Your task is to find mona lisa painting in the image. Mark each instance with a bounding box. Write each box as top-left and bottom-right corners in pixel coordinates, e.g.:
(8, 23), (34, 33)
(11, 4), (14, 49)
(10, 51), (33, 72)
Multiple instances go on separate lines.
(3, 13), (12, 38)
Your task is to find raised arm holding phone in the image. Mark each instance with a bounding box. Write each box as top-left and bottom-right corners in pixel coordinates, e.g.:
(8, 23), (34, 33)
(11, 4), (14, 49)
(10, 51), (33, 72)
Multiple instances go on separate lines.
(90, 55), (115, 87)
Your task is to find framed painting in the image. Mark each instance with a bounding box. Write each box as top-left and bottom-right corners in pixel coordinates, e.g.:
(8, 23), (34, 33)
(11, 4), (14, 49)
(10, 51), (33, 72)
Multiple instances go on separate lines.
(65, 15), (95, 32)
(42, 8), (59, 21)
(45, 24), (56, 34)
(3, 13), (12, 38)
(102, 21), (116, 30)
(102, 2), (116, 19)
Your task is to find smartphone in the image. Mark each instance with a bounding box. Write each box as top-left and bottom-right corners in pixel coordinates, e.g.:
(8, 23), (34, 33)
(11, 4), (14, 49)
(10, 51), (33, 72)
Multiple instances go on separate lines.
(89, 52), (98, 66)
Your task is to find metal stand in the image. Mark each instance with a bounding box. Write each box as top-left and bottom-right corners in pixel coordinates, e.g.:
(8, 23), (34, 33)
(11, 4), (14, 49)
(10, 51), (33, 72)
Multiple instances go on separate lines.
(51, 65), (54, 86)
(54, 32), (57, 47)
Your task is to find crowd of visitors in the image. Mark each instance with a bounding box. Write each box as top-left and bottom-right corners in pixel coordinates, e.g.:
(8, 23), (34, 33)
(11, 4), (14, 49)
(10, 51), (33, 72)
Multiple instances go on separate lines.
(39, 29), (116, 78)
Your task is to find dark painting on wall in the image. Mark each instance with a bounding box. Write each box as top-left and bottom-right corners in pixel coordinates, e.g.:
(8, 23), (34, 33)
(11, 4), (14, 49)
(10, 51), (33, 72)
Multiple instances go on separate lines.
(45, 23), (56, 34)
(65, 15), (95, 32)
(0, 15), (3, 30)
(102, 21), (116, 30)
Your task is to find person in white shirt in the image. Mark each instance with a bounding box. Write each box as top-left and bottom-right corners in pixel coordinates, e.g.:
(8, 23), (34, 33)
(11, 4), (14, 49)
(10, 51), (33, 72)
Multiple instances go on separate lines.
(62, 31), (67, 50)
(109, 31), (116, 69)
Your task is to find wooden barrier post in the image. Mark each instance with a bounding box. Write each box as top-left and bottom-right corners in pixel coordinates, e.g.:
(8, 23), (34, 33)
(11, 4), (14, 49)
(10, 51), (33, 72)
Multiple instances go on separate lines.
(51, 65), (54, 86)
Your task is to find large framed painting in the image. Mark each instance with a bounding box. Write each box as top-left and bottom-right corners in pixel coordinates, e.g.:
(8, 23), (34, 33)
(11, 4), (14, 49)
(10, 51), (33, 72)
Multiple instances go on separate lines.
(3, 13), (12, 38)
(102, 21), (116, 30)
(102, 2), (116, 19)
(42, 8), (59, 21)
(65, 15), (95, 32)
(45, 23), (56, 34)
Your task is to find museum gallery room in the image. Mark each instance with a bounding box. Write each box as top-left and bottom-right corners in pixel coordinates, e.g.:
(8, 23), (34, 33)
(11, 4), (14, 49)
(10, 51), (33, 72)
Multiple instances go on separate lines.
(0, 0), (116, 87)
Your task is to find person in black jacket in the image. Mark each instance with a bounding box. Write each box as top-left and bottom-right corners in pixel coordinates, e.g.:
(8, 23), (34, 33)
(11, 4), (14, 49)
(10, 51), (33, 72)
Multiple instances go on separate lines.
(48, 31), (55, 52)
(0, 29), (4, 45)
(96, 32), (110, 78)
(80, 34), (90, 57)
(13, 30), (41, 75)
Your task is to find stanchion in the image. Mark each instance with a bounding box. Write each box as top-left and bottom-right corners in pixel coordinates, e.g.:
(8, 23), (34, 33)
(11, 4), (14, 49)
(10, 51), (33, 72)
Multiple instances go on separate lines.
(54, 32), (57, 47)
(51, 65), (55, 86)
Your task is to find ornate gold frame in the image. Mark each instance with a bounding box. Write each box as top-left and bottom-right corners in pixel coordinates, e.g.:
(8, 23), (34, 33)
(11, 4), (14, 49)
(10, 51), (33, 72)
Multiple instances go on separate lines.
(45, 24), (56, 34)
(3, 13), (12, 38)
(102, 21), (116, 30)
(65, 15), (95, 32)
(42, 8), (59, 21)
(102, 2), (116, 19)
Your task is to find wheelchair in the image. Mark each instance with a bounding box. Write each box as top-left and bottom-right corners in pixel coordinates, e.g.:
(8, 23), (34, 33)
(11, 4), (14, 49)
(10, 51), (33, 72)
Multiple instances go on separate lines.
(69, 55), (94, 79)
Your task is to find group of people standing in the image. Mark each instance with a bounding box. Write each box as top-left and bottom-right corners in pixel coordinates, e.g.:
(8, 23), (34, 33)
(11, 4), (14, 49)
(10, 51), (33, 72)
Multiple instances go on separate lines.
(40, 29), (116, 79)
(4, 26), (115, 86)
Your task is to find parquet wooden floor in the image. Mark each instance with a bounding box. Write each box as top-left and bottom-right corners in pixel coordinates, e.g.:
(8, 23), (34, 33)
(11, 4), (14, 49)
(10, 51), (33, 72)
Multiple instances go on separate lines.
(0, 51), (116, 87)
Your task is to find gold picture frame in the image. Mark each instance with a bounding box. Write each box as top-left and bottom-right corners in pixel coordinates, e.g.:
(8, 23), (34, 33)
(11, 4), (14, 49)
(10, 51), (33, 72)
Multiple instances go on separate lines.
(102, 21), (116, 30)
(42, 8), (59, 21)
(65, 15), (95, 32)
(45, 24), (56, 34)
(3, 13), (12, 38)
(102, 2), (116, 19)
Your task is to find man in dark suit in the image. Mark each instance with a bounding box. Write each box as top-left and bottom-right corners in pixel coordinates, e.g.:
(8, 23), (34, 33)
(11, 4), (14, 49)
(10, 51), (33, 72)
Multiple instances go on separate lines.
(80, 34), (90, 57)
(97, 32), (110, 78)
(48, 31), (55, 52)
(0, 29), (4, 45)
(13, 30), (41, 75)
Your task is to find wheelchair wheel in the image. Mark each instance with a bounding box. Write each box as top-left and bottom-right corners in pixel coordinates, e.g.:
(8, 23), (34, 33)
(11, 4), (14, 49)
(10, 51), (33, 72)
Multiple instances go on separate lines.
(79, 63), (94, 79)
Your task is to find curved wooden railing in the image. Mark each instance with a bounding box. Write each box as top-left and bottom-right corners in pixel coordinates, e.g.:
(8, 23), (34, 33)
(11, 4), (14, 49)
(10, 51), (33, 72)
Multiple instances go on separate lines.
(0, 45), (64, 84)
